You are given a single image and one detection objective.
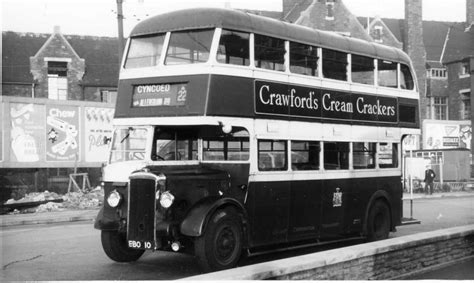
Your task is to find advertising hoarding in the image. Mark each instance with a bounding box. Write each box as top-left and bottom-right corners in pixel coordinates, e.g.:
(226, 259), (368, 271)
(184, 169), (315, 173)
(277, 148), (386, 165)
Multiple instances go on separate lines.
(84, 107), (114, 162)
(423, 120), (472, 150)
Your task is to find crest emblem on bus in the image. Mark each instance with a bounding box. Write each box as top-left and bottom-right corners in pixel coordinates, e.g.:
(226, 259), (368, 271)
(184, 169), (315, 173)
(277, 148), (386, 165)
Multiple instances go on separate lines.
(333, 187), (342, 207)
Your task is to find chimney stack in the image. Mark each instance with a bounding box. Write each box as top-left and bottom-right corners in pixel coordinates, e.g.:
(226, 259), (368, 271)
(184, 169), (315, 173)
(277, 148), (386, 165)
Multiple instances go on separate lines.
(404, 0), (427, 119)
(467, 0), (474, 27)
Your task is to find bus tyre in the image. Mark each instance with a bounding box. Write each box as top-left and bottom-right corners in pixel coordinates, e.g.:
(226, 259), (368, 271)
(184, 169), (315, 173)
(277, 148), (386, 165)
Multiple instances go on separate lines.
(101, 230), (144, 262)
(367, 200), (391, 241)
(194, 208), (242, 272)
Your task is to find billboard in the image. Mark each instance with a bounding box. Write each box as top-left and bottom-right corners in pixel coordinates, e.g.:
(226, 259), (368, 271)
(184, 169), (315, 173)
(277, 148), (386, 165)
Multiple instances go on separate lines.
(84, 107), (114, 162)
(10, 103), (46, 162)
(45, 105), (80, 161)
(423, 120), (472, 150)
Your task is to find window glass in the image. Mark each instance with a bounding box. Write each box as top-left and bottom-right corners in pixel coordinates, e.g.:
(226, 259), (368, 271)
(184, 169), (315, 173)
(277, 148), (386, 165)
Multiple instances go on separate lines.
(110, 128), (148, 163)
(400, 64), (415, 90)
(434, 97), (448, 120)
(291, 141), (320, 170)
(322, 49), (348, 81)
(258, 140), (287, 171)
(217, 29), (250, 66)
(352, 54), (374, 85)
(378, 60), (398, 88)
(290, 42), (318, 76)
(202, 127), (249, 161)
(379, 143), (398, 168)
(125, 34), (165, 68)
(353, 142), (376, 169)
(152, 127), (198, 161)
(165, 29), (214, 65)
(323, 142), (349, 170)
(254, 34), (286, 71)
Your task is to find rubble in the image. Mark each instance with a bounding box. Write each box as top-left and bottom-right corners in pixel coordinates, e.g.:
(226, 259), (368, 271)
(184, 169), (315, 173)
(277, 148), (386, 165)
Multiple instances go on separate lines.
(2, 187), (104, 214)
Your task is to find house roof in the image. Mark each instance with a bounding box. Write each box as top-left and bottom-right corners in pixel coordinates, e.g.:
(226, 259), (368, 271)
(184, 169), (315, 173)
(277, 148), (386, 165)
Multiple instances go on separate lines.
(2, 31), (120, 86)
(441, 25), (474, 64)
(358, 17), (471, 64)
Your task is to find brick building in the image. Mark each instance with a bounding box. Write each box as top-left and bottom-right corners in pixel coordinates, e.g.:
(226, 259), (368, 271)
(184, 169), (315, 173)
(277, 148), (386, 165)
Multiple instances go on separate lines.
(1, 27), (120, 200)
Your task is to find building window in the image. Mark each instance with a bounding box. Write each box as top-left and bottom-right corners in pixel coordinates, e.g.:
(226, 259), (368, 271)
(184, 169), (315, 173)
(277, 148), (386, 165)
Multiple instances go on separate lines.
(460, 61), (470, 77)
(373, 26), (383, 43)
(427, 68), (447, 79)
(433, 97), (448, 120)
(100, 90), (117, 103)
(48, 61), (68, 100)
(326, 0), (335, 20)
(461, 90), (471, 120)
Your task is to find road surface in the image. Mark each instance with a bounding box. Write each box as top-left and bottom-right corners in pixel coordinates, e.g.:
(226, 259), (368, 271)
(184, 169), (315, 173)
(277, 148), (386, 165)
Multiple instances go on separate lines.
(1, 196), (473, 280)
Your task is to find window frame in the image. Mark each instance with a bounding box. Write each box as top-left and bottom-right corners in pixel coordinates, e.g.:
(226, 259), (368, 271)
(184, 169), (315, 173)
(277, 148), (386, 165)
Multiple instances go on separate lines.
(258, 139), (288, 171)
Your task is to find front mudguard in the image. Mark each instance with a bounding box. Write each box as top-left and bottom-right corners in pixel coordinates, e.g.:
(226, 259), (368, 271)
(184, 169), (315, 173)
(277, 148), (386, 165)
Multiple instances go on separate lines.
(94, 207), (120, 231)
(180, 197), (246, 237)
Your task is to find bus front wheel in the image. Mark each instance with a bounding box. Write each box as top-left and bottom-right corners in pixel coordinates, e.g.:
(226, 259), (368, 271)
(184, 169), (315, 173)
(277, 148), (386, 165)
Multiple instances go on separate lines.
(366, 200), (390, 241)
(101, 230), (144, 262)
(194, 208), (243, 272)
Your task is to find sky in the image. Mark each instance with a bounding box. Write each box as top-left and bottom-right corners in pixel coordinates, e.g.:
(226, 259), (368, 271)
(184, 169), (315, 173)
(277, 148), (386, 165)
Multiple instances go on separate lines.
(1, 0), (467, 37)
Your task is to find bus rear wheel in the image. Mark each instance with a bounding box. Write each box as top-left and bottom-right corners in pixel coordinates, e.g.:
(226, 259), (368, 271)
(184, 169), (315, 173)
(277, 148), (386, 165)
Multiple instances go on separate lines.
(367, 200), (391, 241)
(101, 230), (145, 262)
(194, 208), (243, 272)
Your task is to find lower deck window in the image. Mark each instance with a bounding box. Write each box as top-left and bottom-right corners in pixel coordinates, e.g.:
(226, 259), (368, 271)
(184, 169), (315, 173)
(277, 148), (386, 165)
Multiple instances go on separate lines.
(353, 142), (376, 169)
(291, 141), (320, 170)
(203, 139), (249, 161)
(323, 142), (349, 170)
(258, 140), (287, 171)
(379, 143), (398, 168)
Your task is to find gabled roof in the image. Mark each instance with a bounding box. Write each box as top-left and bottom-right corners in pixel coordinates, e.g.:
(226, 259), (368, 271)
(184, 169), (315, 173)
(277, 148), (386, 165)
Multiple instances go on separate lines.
(358, 17), (464, 64)
(441, 25), (474, 64)
(2, 31), (120, 86)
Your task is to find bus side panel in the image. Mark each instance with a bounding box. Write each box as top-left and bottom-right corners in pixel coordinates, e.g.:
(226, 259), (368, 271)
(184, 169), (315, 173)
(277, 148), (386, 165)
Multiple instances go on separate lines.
(288, 179), (322, 242)
(320, 178), (350, 238)
(207, 75), (255, 118)
(246, 181), (290, 247)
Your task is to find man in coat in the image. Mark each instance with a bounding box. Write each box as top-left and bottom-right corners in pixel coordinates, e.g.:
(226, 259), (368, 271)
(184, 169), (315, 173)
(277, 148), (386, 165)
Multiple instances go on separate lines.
(424, 165), (436, 195)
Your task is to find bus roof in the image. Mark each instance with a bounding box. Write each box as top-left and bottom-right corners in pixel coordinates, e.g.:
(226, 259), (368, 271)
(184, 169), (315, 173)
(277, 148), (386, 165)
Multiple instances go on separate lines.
(130, 8), (411, 65)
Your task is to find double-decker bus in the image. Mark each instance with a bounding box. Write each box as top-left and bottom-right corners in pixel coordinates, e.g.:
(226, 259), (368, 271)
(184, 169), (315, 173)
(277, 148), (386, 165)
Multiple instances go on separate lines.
(94, 8), (420, 271)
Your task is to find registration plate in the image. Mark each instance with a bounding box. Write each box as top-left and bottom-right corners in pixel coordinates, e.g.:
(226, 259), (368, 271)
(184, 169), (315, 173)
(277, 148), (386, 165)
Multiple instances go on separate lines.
(128, 240), (153, 250)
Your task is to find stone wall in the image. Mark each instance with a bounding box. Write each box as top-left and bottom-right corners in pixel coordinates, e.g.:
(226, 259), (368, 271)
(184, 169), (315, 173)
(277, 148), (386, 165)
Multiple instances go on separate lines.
(184, 225), (474, 280)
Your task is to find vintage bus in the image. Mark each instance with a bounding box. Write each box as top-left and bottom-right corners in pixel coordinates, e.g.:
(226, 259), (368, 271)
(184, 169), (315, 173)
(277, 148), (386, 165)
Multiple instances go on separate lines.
(94, 8), (420, 271)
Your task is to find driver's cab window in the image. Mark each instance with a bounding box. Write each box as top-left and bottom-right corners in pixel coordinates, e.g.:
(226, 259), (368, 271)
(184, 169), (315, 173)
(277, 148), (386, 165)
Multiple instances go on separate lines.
(152, 127), (198, 161)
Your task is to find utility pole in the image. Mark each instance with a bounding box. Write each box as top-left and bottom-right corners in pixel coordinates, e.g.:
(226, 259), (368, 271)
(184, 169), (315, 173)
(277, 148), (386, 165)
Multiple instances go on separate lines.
(116, 0), (125, 62)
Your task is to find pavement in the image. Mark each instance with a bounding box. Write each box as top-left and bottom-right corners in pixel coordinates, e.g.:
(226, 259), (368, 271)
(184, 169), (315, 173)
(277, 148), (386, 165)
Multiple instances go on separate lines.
(1, 190), (473, 228)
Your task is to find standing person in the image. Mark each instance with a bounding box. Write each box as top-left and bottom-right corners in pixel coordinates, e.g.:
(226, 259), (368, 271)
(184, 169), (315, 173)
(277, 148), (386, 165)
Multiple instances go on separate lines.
(424, 165), (436, 195)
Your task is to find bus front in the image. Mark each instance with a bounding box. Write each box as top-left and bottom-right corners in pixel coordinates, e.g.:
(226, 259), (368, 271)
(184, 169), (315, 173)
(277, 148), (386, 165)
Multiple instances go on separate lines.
(95, 17), (252, 271)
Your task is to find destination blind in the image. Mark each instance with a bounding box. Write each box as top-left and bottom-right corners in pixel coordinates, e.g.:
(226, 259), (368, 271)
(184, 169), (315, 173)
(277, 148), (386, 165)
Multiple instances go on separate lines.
(255, 80), (398, 123)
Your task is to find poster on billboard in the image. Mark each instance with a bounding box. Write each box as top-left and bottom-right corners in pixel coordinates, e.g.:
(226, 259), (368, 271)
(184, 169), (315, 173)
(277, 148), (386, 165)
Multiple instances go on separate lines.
(46, 105), (80, 161)
(0, 102), (3, 162)
(10, 103), (46, 162)
(84, 107), (114, 162)
(423, 120), (472, 150)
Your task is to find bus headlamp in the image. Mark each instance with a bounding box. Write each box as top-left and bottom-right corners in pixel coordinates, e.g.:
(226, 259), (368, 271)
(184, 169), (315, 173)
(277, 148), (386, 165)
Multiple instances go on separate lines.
(160, 191), (175, 208)
(107, 190), (122, 208)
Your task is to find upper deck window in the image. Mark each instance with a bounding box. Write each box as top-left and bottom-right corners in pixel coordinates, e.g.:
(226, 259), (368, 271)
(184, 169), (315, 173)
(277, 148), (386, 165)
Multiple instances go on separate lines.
(165, 29), (214, 65)
(400, 64), (415, 90)
(290, 42), (319, 76)
(351, 54), (374, 85)
(254, 34), (286, 72)
(378, 59), (398, 88)
(125, 34), (165, 69)
(217, 29), (250, 66)
(322, 49), (347, 81)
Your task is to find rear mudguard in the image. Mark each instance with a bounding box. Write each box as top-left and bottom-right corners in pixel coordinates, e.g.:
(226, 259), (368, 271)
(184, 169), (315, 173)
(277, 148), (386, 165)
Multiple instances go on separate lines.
(180, 197), (246, 237)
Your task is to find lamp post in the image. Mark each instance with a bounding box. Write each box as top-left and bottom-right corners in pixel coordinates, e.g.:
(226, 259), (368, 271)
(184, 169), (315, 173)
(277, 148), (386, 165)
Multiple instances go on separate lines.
(116, 0), (125, 62)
